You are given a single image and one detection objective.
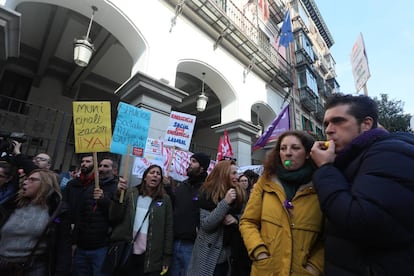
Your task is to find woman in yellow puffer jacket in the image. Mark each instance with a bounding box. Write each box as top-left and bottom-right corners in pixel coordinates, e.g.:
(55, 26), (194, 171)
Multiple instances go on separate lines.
(240, 130), (324, 275)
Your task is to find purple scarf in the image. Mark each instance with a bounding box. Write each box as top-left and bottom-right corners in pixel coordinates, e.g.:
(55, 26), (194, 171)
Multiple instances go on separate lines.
(334, 128), (389, 170)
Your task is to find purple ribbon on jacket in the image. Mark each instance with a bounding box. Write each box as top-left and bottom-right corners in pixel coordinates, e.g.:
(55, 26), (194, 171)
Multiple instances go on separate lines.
(284, 200), (294, 209)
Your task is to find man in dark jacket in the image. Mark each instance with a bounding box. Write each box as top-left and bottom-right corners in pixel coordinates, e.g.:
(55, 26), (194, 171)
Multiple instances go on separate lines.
(64, 154), (118, 275)
(310, 94), (414, 275)
(169, 152), (210, 276)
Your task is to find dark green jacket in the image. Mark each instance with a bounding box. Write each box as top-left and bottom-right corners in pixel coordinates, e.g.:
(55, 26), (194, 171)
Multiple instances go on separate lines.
(109, 186), (173, 273)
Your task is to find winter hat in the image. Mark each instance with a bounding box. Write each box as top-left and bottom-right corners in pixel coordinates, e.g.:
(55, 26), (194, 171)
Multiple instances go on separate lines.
(191, 152), (211, 171)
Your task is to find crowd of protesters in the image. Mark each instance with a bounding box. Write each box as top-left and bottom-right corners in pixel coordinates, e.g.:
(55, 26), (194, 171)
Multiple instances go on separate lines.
(1, 93), (414, 276)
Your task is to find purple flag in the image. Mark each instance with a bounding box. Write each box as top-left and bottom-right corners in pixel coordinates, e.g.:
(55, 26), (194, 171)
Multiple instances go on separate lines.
(253, 105), (290, 150)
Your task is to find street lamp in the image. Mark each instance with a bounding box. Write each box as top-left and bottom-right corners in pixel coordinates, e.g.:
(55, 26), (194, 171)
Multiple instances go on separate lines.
(196, 72), (208, 112)
(73, 6), (97, 67)
(256, 105), (262, 138)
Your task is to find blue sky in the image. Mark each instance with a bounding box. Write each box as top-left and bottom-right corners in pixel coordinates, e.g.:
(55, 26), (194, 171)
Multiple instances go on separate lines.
(316, 0), (414, 115)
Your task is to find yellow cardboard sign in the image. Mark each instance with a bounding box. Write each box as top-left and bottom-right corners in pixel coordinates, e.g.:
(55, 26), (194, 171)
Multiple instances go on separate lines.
(72, 101), (112, 153)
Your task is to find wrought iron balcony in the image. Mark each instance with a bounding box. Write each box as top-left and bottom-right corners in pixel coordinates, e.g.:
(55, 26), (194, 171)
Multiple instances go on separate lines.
(166, 0), (294, 88)
(299, 87), (317, 112)
(327, 77), (340, 94)
(314, 100), (324, 122)
(322, 83), (333, 98)
(296, 48), (313, 67)
(0, 94), (63, 139)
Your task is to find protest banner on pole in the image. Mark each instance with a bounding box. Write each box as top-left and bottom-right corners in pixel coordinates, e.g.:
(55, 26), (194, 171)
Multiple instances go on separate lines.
(72, 101), (112, 153)
(132, 146), (192, 182)
(253, 105), (290, 150)
(132, 144), (216, 181)
(73, 101), (112, 190)
(110, 102), (151, 156)
(216, 129), (234, 161)
(164, 111), (196, 151)
(110, 102), (151, 203)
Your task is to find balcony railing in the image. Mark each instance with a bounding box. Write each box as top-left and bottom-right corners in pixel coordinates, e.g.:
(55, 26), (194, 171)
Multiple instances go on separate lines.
(167, 0), (294, 87)
(295, 48), (313, 67)
(327, 77), (340, 93)
(0, 95), (61, 138)
(299, 87), (317, 112)
(315, 101), (324, 122)
(0, 94), (76, 168)
(323, 83), (333, 98)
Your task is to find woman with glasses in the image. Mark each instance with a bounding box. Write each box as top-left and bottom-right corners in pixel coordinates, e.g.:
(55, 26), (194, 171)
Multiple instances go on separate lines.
(0, 169), (71, 275)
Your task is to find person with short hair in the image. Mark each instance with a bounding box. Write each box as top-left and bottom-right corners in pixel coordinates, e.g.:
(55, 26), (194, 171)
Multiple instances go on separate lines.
(310, 93), (414, 275)
(169, 152), (210, 276)
(33, 153), (52, 169)
(65, 155), (118, 275)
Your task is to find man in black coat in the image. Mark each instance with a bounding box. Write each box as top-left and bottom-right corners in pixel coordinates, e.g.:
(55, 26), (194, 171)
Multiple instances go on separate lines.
(64, 154), (118, 275)
(310, 94), (414, 275)
(169, 152), (210, 276)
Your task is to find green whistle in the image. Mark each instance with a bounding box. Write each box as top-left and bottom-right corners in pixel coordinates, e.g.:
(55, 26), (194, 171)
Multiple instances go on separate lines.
(284, 160), (291, 167)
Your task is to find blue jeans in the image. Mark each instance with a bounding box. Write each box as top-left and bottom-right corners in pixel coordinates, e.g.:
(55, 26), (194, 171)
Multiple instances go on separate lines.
(169, 240), (194, 276)
(73, 246), (109, 276)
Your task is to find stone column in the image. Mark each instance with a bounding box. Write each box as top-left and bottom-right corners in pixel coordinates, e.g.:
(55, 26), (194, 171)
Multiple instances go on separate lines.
(115, 71), (188, 182)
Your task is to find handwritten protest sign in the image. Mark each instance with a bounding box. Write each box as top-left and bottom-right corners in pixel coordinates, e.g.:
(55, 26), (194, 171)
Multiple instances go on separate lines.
(133, 147), (190, 181)
(73, 101), (112, 153)
(132, 145), (215, 181)
(164, 111), (196, 151)
(110, 102), (151, 156)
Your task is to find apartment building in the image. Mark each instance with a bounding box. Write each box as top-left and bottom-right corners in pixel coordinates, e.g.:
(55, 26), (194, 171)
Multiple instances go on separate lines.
(0, 0), (339, 171)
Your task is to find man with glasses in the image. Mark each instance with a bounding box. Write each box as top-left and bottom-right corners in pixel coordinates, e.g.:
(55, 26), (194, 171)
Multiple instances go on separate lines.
(0, 142), (53, 207)
(32, 153), (52, 169)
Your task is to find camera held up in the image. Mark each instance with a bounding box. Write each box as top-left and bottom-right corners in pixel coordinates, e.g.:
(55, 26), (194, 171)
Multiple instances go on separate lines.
(0, 131), (27, 156)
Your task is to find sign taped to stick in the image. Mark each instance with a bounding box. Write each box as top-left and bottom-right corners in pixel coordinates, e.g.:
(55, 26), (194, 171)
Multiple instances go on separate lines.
(110, 102), (151, 156)
(73, 101), (112, 153)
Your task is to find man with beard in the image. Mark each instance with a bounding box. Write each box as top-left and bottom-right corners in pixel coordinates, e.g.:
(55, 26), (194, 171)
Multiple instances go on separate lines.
(311, 94), (414, 275)
(169, 152), (210, 276)
(64, 154), (118, 275)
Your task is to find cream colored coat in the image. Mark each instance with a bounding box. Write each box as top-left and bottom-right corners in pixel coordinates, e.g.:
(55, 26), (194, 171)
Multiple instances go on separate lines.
(239, 176), (324, 276)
